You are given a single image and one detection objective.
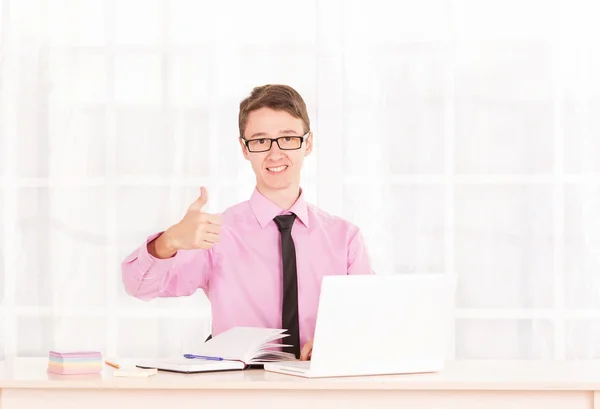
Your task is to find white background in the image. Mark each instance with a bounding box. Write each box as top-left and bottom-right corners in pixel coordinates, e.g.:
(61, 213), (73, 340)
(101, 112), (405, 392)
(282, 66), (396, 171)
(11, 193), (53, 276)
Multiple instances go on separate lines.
(0, 0), (599, 360)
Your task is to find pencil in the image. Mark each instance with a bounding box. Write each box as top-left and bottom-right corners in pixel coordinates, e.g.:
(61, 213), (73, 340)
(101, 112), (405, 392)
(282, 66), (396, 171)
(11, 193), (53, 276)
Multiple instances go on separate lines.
(105, 360), (120, 369)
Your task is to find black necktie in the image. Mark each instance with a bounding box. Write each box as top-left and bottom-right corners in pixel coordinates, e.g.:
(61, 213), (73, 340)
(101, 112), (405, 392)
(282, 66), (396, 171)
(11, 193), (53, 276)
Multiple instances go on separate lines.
(274, 214), (301, 359)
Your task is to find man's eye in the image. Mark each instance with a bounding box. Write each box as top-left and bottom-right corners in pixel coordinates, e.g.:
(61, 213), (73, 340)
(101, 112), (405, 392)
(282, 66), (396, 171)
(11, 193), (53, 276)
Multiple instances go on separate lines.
(284, 137), (292, 141)
(257, 139), (267, 144)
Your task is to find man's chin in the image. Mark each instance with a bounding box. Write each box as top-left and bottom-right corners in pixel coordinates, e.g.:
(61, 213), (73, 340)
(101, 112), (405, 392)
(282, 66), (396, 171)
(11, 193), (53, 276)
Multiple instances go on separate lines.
(266, 182), (292, 191)
(260, 178), (293, 191)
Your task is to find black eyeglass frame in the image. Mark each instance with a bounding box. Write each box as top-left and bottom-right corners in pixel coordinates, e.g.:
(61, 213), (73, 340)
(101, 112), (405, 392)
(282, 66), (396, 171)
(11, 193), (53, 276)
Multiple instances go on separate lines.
(240, 131), (310, 152)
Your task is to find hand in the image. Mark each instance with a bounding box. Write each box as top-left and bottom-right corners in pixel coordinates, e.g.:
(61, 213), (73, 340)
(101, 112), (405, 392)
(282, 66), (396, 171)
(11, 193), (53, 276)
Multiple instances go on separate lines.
(163, 187), (222, 252)
(300, 339), (313, 361)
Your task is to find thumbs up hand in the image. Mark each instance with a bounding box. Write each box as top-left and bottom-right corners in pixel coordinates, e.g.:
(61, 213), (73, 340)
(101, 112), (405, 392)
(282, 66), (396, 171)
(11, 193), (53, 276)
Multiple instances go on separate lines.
(165, 187), (222, 251)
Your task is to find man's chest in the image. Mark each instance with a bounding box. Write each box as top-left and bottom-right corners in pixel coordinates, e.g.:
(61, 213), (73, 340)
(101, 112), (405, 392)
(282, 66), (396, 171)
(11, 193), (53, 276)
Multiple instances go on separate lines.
(209, 231), (348, 295)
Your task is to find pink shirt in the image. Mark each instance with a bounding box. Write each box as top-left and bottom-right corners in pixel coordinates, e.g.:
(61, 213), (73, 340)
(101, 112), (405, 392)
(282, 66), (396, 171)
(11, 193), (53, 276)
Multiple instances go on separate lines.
(121, 188), (374, 347)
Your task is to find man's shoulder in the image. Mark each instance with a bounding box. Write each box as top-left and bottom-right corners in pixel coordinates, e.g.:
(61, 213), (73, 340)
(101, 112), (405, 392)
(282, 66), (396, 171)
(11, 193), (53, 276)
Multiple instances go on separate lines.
(307, 203), (359, 233)
(220, 199), (252, 219)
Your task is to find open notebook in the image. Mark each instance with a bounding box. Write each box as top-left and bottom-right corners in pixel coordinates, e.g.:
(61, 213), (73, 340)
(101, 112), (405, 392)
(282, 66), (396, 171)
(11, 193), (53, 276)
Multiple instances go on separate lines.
(136, 327), (296, 373)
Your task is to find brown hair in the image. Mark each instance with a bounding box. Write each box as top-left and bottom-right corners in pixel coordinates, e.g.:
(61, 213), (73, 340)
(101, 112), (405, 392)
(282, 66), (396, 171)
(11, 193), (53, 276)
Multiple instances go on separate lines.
(238, 84), (310, 137)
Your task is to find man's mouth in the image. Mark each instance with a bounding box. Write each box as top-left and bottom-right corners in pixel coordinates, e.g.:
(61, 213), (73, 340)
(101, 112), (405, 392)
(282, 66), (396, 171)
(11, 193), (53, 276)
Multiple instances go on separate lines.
(266, 165), (288, 173)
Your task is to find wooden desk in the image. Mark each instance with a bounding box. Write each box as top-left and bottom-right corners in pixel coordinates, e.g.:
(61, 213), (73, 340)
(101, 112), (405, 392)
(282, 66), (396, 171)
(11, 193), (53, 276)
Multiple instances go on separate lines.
(1, 358), (600, 409)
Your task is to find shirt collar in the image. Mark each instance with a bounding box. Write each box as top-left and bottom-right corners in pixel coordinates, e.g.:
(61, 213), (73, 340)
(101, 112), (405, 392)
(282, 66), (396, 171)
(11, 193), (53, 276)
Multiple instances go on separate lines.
(249, 187), (309, 229)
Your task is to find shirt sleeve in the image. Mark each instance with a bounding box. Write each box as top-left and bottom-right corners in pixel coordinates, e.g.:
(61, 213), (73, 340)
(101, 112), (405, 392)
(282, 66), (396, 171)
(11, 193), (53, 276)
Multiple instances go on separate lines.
(121, 232), (213, 301)
(346, 226), (375, 275)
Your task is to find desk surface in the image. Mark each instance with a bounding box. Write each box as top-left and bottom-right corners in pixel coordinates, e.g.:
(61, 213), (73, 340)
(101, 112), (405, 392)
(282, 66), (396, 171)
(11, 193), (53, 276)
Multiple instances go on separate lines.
(2, 358), (600, 391)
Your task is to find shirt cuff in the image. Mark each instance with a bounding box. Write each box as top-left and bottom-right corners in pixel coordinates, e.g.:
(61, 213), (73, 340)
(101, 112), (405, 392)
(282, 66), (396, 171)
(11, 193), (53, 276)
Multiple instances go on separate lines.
(136, 232), (177, 280)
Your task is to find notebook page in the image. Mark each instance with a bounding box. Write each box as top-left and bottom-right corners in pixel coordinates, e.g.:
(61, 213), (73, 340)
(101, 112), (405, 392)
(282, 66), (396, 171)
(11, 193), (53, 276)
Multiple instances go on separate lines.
(248, 351), (297, 364)
(247, 342), (295, 362)
(193, 327), (287, 362)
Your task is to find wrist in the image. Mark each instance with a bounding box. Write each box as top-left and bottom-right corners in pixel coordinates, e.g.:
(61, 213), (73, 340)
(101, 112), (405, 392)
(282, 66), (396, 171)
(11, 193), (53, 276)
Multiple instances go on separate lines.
(153, 229), (178, 258)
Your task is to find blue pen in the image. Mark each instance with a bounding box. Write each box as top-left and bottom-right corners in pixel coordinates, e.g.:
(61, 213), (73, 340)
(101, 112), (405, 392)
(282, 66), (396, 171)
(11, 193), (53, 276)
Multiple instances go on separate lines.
(183, 354), (223, 361)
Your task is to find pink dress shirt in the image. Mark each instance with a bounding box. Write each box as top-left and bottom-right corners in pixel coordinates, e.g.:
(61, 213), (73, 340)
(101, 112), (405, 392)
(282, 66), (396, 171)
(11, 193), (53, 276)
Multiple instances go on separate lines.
(121, 188), (374, 347)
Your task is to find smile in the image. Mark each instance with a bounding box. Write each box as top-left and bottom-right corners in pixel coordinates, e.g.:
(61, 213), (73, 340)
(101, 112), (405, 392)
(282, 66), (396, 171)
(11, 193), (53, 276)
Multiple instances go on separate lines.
(267, 165), (288, 173)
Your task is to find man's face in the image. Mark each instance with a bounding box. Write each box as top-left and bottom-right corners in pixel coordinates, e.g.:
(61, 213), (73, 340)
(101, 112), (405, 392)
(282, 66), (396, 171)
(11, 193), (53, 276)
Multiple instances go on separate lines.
(240, 107), (312, 192)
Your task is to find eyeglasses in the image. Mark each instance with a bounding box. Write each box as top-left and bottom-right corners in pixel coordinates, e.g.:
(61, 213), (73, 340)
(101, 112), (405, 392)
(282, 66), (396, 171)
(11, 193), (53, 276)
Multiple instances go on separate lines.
(241, 132), (309, 153)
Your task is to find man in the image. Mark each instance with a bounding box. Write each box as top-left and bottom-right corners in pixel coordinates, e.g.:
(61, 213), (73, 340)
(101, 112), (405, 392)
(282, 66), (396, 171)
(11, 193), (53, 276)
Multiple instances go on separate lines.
(121, 84), (374, 361)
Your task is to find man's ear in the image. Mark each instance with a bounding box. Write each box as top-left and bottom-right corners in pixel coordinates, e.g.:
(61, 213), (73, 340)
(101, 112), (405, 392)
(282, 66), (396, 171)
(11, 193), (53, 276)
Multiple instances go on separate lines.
(304, 132), (313, 156)
(239, 138), (250, 161)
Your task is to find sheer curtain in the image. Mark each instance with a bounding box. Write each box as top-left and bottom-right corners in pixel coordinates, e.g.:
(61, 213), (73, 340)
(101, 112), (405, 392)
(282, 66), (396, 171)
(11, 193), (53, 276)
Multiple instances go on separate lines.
(0, 0), (599, 360)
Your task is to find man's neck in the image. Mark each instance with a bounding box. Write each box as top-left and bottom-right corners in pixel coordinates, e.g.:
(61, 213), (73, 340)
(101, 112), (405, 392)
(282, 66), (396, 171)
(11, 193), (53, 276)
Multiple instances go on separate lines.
(257, 184), (301, 210)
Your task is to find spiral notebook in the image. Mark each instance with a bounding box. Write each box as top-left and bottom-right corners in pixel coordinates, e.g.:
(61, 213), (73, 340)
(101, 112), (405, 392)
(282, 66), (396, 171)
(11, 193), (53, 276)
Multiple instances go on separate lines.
(136, 327), (296, 373)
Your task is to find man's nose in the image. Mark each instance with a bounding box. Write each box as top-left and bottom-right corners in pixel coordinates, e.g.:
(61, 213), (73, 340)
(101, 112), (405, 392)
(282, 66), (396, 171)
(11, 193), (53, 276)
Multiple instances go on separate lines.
(267, 142), (284, 158)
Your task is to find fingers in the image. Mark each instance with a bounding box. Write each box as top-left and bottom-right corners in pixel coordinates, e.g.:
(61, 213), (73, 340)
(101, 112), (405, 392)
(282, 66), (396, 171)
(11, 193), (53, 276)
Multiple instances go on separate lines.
(202, 213), (222, 226)
(203, 232), (220, 244)
(204, 223), (221, 235)
(195, 240), (216, 250)
(181, 187), (223, 250)
(189, 186), (208, 212)
(188, 190), (221, 227)
(300, 341), (313, 361)
(191, 233), (220, 249)
(199, 186), (208, 204)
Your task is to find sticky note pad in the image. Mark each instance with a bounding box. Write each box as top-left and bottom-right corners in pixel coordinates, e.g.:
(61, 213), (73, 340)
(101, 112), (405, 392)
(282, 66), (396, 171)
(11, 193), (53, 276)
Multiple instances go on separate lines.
(47, 351), (102, 375)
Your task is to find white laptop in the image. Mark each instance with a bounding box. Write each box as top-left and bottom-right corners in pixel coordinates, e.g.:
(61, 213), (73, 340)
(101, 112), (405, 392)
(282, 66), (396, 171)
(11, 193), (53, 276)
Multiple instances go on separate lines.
(264, 273), (456, 378)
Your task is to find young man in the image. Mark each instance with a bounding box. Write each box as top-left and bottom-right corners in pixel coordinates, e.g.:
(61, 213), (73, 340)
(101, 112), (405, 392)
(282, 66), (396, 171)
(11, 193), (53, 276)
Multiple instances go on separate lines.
(121, 84), (374, 360)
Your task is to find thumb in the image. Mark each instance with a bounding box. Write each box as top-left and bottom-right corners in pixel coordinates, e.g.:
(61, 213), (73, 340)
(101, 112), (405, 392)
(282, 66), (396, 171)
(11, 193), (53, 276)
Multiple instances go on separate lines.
(189, 186), (208, 212)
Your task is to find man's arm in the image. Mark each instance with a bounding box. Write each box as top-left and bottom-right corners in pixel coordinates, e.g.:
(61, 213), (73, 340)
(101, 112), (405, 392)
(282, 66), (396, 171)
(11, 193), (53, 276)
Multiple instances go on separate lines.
(121, 232), (213, 300)
(148, 229), (179, 258)
(121, 186), (222, 300)
(347, 226), (375, 275)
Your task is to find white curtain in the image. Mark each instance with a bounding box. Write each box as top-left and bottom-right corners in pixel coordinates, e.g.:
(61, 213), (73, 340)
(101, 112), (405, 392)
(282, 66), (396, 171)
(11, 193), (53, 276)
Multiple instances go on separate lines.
(0, 0), (599, 361)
